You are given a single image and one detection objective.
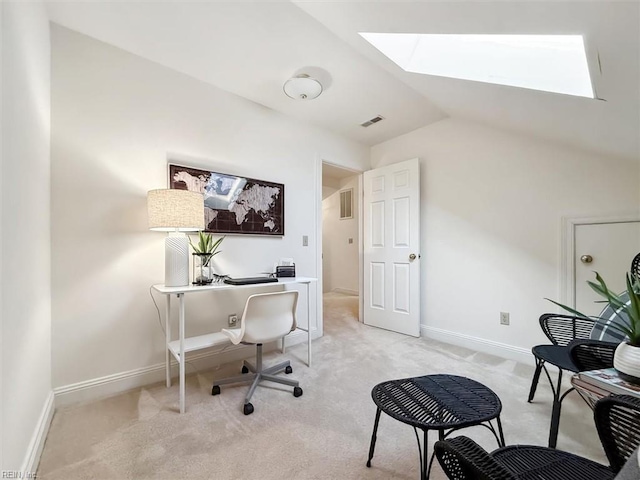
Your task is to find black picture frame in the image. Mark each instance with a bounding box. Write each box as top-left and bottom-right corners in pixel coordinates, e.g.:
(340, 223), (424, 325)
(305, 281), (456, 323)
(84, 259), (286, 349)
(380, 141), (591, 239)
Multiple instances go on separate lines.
(169, 163), (284, 236)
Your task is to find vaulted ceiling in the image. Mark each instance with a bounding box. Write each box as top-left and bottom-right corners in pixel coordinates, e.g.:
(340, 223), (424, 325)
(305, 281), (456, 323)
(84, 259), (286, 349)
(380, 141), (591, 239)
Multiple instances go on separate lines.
(46, 1), (639, 161)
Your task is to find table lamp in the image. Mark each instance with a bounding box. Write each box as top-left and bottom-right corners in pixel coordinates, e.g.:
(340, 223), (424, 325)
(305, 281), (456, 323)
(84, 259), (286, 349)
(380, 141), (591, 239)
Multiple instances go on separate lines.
(147, 189), (204, 287)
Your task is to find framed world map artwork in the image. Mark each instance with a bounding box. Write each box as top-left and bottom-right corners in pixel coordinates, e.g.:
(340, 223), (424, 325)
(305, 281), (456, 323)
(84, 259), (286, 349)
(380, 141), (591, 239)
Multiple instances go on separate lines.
(168, 164), (284, 236)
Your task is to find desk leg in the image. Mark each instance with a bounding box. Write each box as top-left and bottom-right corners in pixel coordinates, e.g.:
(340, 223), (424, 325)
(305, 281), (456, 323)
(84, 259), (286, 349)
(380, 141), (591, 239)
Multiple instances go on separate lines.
(307, 282), (312, 367)
(165, 295), (171, 388)
(179, 293), (185, 414)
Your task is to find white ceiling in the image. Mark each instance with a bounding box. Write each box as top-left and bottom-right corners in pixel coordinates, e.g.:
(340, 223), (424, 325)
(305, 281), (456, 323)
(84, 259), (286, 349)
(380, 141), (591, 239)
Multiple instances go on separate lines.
(323, 162), (360, 182)
(297, 1), (640, 161)
(45, 1), (444, 146)
(46, 1), (640, 160)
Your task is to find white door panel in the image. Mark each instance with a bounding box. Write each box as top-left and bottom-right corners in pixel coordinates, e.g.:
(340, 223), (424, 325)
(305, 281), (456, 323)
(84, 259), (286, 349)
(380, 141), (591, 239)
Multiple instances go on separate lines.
(575, 221), (640, 317)
(363, 158), (420, 336)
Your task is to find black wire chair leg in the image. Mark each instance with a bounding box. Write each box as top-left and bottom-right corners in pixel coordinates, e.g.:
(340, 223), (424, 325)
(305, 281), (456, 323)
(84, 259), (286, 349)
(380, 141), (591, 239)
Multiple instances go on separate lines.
(366, 408), (381, 468)
(483, 418), (506, 448)
(496, 415), (506, 447)
(423, 429), (441, 480)
(541, 364), (557, 397)
(420, 430), (444, 480)
(528, 358), (544, 403)
(548, 386), (576, 449)
(412, 427), (425, 480)
(548, 369), (564, 449)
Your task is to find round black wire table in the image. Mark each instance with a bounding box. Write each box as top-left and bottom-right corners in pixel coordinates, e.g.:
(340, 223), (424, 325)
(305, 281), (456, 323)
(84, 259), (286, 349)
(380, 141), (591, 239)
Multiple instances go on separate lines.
(366, 374), (506, 480)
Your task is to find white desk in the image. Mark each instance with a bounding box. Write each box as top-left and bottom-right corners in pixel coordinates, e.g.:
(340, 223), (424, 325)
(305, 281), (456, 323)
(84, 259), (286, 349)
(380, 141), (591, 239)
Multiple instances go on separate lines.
(152, 277), (317, 413)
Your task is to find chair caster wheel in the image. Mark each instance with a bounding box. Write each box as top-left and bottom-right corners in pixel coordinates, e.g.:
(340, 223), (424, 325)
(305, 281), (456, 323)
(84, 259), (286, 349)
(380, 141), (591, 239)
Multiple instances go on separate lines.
(241, 365), (249, 374)
(285, 366), (293, 374)
(366, 461), (371, 468)
(293, 386), (303, 397)
(211, 385), (221, 396)
(243, 403), (254, 415)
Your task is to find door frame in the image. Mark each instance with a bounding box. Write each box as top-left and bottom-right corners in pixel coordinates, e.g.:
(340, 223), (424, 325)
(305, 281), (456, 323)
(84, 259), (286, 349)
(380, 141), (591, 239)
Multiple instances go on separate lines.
(560, 214), (640, 308)
(315, 157), (365, 327)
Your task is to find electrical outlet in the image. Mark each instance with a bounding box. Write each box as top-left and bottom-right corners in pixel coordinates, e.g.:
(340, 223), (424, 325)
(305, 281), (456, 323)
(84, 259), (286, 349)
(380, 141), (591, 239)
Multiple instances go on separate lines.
(500, 312), (510, 326)
(228, 314), (238, 328)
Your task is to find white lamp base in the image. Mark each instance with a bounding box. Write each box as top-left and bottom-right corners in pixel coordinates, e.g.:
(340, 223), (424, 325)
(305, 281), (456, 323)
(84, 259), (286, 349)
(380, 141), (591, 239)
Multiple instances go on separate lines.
(165, 232), (189, 287)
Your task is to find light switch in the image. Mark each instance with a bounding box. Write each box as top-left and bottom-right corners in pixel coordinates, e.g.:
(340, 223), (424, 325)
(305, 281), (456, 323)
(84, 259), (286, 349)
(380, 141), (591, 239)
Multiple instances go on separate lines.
(348, 238), (353, 244)
(303, 235), (308, 246)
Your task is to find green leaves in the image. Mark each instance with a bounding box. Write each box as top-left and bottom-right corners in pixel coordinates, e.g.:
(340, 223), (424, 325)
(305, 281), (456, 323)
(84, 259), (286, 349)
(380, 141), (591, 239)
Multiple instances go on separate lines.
(543, 298), (589, 319)
(546, 271), (640, 347)
(625, 272), (640, 340)
(588, 272), (626, 309)
(189, 232), (224, 266)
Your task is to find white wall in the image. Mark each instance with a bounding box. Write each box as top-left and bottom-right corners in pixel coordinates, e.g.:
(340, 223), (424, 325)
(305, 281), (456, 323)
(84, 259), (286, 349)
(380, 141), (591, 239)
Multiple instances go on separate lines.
(322, 175), (360, 295)
(1, 3), (4, 469)
(50, 26), (369, 396)
(1, 1), (53, 472)
(322, 186), (338, 200)
(322, 176), (339, 200)
(371, 118), (640, 361)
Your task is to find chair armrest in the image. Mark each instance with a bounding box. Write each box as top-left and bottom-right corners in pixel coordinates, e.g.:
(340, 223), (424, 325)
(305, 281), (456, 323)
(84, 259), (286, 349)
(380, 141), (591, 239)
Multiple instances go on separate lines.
(540, 313), (595, 346)
(569, 339), (619, 371)
(434, 436), (514, 480)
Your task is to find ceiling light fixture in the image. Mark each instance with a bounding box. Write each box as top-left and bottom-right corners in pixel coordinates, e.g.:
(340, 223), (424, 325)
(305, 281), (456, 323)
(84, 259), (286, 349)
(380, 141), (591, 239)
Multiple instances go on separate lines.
(283, 74), (323, 100)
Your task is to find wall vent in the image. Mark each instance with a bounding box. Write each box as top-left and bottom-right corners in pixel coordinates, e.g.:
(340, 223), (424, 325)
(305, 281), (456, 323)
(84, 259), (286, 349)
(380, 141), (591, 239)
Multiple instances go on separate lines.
(339, 189), (353, 219)
(360, 115), (385, 128)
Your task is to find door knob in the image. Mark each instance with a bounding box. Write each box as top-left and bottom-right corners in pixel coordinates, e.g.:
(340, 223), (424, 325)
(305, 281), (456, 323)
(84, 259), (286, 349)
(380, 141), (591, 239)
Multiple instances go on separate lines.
(409, 253), (418, 261)
(580, 255), (593, 264)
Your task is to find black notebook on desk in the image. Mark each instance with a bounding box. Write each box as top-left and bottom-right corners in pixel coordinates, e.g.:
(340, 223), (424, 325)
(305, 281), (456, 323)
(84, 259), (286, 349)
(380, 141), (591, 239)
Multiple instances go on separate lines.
(224, 277), (278, 286)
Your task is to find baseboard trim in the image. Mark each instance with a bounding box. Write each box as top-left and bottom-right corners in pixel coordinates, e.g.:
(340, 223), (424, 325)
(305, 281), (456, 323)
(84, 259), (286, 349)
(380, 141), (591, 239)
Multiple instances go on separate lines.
(21, 390), (54, 475)
(421, 326), (534, 366)
(331, 288), (358, 296)
(54, 329), (313, 407)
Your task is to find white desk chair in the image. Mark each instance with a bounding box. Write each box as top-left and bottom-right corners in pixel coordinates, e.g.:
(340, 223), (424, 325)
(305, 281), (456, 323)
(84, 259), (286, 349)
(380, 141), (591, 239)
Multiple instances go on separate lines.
(211, 290), (303, 415)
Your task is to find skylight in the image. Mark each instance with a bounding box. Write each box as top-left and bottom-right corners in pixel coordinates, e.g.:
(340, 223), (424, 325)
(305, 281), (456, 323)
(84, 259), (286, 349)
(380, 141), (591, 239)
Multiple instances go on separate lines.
(359, 33), (594, 98)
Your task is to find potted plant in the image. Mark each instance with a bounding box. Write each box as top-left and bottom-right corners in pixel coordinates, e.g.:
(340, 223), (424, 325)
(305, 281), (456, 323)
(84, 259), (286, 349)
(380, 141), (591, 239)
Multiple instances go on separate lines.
(547, 272), (640, 383)
(189, 232), (224, 285)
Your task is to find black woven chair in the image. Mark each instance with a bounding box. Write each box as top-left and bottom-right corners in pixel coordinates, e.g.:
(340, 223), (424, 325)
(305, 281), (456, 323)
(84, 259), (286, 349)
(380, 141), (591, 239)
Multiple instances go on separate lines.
(570, 339), (619, 372)
(527, 313), (618, 448)
(434, 437), (614, 480)
(595, 395), (640, 472)
(434, 394), (640, 480)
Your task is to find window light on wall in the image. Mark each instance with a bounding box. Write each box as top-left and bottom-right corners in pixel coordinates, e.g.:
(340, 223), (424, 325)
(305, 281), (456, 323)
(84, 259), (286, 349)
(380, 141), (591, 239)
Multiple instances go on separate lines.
(359, 33), (594, 98)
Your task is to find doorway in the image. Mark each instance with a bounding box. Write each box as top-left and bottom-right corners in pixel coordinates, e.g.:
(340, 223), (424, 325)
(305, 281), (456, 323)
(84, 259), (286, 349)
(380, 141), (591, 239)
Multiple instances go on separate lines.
(321, 162), (362, 324)
(562, 215), (640, 316)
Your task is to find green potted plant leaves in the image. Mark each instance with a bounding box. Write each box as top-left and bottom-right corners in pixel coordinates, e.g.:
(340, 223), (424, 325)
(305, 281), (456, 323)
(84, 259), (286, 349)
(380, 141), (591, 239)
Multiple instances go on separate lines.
(189, 232), (224, 285)
(547, 271), (640, 383)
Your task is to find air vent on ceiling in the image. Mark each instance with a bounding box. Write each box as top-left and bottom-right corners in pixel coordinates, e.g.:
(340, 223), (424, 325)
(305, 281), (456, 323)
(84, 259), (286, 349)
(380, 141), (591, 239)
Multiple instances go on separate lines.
(360, 115), (385, 128)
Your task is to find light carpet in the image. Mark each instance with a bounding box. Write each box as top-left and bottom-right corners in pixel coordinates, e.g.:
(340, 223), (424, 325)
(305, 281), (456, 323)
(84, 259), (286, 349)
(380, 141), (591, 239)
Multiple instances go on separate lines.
(38, 292), (605, 479)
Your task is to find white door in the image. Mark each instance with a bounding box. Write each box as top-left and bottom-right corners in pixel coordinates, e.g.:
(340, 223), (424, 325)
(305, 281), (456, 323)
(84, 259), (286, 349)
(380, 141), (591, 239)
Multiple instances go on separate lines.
(363, 158), (420, 336)
(575, 221), (640, 317)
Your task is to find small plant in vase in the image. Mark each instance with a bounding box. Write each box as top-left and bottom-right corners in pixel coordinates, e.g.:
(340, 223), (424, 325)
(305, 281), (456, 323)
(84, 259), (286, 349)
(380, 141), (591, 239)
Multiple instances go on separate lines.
(547, 271), (640, 383)
(189, 232), (224, 285)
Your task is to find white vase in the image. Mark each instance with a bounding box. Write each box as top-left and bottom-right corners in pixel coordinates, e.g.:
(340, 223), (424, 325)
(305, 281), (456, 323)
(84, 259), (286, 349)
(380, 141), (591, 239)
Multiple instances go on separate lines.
(613, 342), (640, 384)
